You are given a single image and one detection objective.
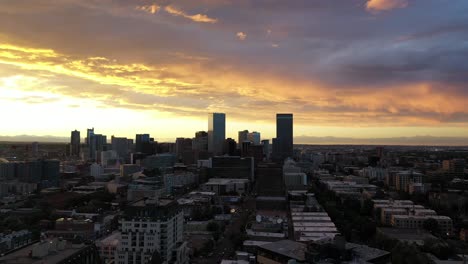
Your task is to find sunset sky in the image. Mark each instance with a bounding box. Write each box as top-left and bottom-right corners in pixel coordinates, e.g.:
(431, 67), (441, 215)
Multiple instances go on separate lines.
(1, 0), (468, 144)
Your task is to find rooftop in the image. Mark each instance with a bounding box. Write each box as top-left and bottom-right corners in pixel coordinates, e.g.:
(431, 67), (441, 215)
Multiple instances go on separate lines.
(258, 240), (306, 261)
(0, 240), (87, 264)
(346, 243), (390, 262)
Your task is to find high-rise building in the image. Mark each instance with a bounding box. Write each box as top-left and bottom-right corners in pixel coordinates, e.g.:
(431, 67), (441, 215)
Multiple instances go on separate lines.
(41, 159), (60, 187)
(238, 130), (249, 150)
(86, 128), (94, 146)
(273, 113), (293, 162)
(135, 134), (150, 153)
(223, 138), (237, 156)
(247, 131), (261, 145)
(112, 136), (130, 162)
(88, 134), (107, 161)
(192, 131), (208, 151)
(208, 113), (226, 155)
(116, 198), (188, 264)
(70, 130), (80, 157)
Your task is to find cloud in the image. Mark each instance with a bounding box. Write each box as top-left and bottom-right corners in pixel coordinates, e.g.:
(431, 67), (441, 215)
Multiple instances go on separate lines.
(366, 0), (409, 12)
(135, 4), (161, 14)
(236, 32), (247, 40)
(164, 5), (217, 23)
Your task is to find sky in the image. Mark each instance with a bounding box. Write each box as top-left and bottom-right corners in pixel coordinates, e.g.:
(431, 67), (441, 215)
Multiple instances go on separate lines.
(1, 0), (468, 144)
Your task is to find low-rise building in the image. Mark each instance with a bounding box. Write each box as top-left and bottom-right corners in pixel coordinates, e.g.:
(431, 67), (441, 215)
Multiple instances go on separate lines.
(201, 178), (249, 195)
(0, 238), (101, 264)
(391, 215), (453, 235)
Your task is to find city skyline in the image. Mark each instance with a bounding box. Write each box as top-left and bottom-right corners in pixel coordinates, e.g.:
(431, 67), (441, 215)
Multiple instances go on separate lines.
(1, 1), (468, 144)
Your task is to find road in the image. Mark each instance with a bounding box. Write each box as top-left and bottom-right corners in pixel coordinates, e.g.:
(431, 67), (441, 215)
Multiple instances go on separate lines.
(192, 196), (255, 263)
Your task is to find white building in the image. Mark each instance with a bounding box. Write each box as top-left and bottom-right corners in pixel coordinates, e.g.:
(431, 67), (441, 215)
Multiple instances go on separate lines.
(90, 163), (104, 178)
(391, 215), (453, 235)
(116, 198), (188, 264)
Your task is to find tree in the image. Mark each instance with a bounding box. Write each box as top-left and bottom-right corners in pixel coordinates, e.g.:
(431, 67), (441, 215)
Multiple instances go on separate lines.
(391, 242), (430, 264)
(207, 222), (221, 241)
(422, 238), (454, 260)
(360, 199), (374, 216)
(423, 218), (440, 235)
(206, 222), (220, 233)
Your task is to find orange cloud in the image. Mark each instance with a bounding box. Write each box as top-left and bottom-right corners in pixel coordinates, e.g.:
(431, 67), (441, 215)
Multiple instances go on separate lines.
(135, 4), (161, 14)
(164, 5), (217, 23)
(1, 41), (468, 129)
(236, 32), (247, 40)
(366, 0), (408, 12)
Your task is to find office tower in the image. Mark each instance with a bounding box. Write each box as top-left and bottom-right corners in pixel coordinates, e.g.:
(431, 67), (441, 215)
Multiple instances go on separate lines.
(70, 130), (80, 157)
(116, 199), (188, 264)
(135, 134), (150, 153)
(247, 131), (261, 145)
(256, 163), (285, 196)
(16, 160), (42, 184)
(238, 130), (249, 150)
(273, 113), (293, 162)
(41, 159), (60, 187)
(192, 131), (208, 151)
(175, 138), (192, 157)
(89, 134), (107, 161)
(211, 156), (254, 180)
(111, 136), (130, 161)
(86, 128), (94, 146)
(223, 138), (237, 156)
(208, 113), (226, 155)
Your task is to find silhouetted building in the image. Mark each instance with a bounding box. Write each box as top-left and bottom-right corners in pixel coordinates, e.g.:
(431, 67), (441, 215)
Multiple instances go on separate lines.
(42, 159), (60, 187)
(211, 156), (254, 180)
(272, 113), (293, 163)
(70, 130), (80, 157)
(247, 131), (261, 145)
(223, 138), (237, 156)
(208, 113), (226, 155)
(135, 134), (150, 153)
(238, 130), (249, 150)
(256, 163), (285, 196)
(86, 128), (94, 146)
(111, 136), (130, 162)
(89, 134), (107, 161)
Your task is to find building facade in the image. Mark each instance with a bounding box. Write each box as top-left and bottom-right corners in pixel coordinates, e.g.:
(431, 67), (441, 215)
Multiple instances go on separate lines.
(208, 113), (226, 155)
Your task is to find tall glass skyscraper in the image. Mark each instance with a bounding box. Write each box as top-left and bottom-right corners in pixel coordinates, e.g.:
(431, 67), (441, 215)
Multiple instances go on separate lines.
(208, 113), (226, 155)
(70, 130), (80, 157)
(273, 113), (293, 162)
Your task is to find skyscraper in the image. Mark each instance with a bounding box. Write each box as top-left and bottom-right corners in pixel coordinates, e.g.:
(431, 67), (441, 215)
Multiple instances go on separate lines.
(208, 113), (226, 155)
(86, 128), (94, 146)
(273, 113), (293, 162)
(238, 130), (249, 150)
(111, 136), (130, 161)
(247, 131), (261, 145)
(70, 130), (80, 157)
(135, 134), (150, 153)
